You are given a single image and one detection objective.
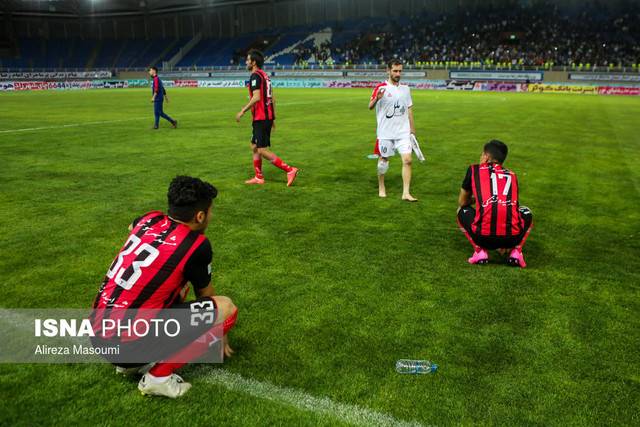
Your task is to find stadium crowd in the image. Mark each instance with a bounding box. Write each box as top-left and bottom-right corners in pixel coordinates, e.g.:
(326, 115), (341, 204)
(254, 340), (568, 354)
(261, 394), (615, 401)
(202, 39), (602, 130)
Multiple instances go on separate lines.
(292, 41), (335, 65)
(294, 2), (640, 67)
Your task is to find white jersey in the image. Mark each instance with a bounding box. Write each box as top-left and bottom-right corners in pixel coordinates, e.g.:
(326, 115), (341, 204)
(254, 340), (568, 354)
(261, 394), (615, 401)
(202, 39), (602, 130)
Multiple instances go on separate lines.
(371, 81), (413, 140)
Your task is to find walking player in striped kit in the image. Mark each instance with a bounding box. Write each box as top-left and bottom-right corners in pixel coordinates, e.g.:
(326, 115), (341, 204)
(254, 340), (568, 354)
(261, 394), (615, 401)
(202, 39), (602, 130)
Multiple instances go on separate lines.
(236, 49), (299, 186)
(457, 140), (533, 267)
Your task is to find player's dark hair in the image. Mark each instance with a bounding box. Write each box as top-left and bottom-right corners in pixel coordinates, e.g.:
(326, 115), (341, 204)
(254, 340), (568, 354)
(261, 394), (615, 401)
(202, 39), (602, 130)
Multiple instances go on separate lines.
(167, 176), (218, 222)
(247, 49), (264, 68)
(387, 59), (403, 69)
(149, 66), (158, 72)
(483, 139), (508, 164)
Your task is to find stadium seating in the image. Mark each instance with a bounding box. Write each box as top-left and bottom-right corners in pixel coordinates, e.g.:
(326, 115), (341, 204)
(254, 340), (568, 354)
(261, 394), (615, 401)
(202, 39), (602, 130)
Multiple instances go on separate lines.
(176, 34), (257, 67)
(1, 3), (638, 70)
(1, 38), (189, 70)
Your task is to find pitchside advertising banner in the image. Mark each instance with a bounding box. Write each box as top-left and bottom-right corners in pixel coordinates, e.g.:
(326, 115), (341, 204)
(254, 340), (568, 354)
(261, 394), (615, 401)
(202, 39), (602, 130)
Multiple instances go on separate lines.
(569, 73), (640, 83)
(346, 71), (427, 78)
(273, 71), (343, 77)
(598, 86), (640, 95)
(206, 72), (250, 78)
(473, 82), (529, 92)
(1, 78), (639, 95)
(273, 79), (325, 88)
(528, 83), (598, 94)
(450, 70), (544, 81)
(127, 79), (150, 87)
(159, 72), (210, 78)
(173, 80), (198, 88)
(324, 80), (448, 89)
(198, 80), (245, 88)
(0, 309), (224, 364)
(0, 71), (112, 80)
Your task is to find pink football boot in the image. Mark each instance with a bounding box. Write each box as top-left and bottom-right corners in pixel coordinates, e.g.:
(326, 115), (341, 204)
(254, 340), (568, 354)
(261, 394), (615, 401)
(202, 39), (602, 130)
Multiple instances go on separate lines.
(507, 248), (527, 268)
(468, 249), (489, 265)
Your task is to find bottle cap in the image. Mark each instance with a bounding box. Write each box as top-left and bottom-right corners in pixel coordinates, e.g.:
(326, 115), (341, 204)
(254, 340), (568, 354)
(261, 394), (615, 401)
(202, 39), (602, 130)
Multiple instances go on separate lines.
(430, 363), (438, 373)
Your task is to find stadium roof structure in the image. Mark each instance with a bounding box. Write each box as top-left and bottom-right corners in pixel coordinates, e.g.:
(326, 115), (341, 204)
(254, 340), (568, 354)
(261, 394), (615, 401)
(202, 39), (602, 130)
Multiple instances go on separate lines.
(2, 0), (271, 18)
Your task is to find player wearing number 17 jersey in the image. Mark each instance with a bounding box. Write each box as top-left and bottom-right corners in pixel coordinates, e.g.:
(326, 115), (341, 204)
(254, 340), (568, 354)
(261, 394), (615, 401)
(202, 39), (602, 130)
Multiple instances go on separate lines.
(457, 140), (533, 267)
(235, 49), (299, 186)
(92, 176), (237, 398)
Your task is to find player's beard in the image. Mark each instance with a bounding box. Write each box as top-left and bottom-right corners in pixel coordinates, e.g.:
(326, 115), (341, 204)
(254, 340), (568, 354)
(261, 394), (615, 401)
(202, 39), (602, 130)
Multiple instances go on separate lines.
(391, 75), (401, 83)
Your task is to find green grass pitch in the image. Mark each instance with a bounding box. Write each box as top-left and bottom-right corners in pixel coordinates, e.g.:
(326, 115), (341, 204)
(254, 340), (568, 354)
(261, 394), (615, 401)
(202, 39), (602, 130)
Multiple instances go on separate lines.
(0, 88), (639, 425)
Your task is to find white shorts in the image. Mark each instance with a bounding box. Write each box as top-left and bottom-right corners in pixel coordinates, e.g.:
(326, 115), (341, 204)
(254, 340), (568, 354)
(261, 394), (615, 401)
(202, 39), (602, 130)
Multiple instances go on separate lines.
(378, 138), (412, 157)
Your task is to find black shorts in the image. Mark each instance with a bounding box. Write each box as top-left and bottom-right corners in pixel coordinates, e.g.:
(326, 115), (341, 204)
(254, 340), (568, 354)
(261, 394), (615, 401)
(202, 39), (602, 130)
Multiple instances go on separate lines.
(252, 120), (273, 148)
(458, 206), (533, 250)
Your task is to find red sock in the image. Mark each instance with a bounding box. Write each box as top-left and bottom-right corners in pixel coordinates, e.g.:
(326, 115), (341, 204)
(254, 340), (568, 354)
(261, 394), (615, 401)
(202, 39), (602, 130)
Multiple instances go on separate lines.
(457, 218), (482, 252)
(253, 158), (263, 179)
(149, 362), (184, 378)
(223, 308), (238, 334)
(148, 321), (223, 377)
(271, 156), (293, 173)
(516, 222), (533, 250)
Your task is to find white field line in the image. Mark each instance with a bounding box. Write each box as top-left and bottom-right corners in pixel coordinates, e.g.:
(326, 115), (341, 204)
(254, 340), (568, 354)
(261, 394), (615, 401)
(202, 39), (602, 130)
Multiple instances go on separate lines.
(199, 368), (426, 427)
(0, 99), (334, 135)
(0, 117), (153, 134)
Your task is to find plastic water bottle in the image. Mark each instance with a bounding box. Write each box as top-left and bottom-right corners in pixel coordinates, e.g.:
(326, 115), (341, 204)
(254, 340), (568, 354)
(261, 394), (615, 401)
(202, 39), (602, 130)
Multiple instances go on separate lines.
(395, 359), (438, 374)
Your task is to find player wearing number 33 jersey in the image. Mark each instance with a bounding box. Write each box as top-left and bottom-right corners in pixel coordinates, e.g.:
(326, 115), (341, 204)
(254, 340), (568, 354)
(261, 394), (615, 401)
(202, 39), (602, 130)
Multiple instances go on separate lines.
(94, 211), (209, 309)
(92, 176), (238, 398)
(457, 140), (533, 267)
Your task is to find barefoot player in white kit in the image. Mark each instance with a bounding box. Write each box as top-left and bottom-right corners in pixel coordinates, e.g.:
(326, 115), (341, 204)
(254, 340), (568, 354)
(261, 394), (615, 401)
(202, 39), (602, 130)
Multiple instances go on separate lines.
(368, 60), (417, 202)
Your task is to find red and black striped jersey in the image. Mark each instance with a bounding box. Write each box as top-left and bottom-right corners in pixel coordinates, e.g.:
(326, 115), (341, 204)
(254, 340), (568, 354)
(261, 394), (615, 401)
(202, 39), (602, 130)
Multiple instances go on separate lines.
(248, 69), (275, 121)
(462, 163), (523, 237)
(93, 211), (211, 310)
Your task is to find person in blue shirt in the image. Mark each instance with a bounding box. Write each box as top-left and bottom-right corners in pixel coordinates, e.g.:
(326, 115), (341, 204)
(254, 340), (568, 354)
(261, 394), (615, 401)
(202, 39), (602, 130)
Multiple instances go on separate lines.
(149, 67), (177, 130)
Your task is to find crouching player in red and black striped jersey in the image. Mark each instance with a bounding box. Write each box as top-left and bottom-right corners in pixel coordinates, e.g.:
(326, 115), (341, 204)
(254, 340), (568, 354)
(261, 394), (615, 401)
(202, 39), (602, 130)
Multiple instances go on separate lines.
(92, 176), (237, 398)
(457, 140), (533, 267)
(236, 49), (299, 186)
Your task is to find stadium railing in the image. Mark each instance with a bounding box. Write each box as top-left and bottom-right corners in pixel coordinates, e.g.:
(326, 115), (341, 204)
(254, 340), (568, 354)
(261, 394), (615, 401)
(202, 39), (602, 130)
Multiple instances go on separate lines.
(1, 64), (639, 74)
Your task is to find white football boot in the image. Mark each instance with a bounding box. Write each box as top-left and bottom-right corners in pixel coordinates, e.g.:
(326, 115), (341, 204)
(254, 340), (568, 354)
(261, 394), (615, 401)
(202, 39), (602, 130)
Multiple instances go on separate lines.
(138, 373), (192, 398)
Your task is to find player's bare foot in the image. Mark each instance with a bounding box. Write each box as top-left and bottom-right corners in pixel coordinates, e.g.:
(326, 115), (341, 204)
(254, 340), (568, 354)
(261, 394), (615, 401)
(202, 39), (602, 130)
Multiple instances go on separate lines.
(402, 194), (418, 202)
(245, 177), (265, 185)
